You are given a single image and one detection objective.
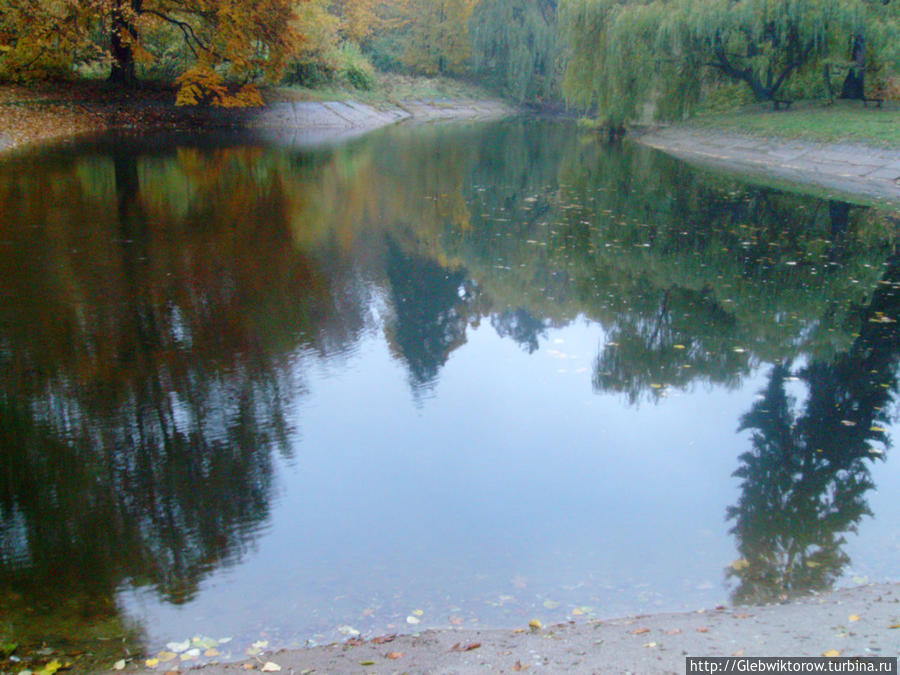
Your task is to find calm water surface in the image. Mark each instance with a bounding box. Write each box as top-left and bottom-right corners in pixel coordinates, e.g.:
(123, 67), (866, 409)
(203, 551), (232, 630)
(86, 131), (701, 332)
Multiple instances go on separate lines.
(2, 120), (900, 661)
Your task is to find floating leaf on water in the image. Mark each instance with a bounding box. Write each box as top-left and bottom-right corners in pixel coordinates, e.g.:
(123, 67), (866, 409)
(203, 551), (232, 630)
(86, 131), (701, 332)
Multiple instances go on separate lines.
(359, 661), (376, 666)
(406, 616), (420, 625)
(219, 638), (232, 644)
(412, 609), (424, 616)
(571, 608), (584, 616)
(338, 626), (360, 637)
(157, 652), (177, 663)
(204, 649), (220, 657)
(849, 615), (860, 622)
(145, 659), (160, 668)
(697, 627), (709, 633)
(166, 641), (190, 654)
(630, 628), (650, 635)
(888, 624), (900, 629)
(261, 662), (282, 672)
(252, 641), (269, 649)
(245, 648), (261, 657)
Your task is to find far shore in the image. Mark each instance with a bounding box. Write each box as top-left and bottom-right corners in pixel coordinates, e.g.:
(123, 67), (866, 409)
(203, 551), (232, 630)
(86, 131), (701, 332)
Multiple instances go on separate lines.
(120, 582), (900, 674)
(0, 83), (516, 156)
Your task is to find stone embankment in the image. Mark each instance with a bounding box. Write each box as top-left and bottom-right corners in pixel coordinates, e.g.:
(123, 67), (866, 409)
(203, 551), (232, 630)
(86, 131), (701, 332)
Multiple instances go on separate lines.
(638, 127), (900, 208)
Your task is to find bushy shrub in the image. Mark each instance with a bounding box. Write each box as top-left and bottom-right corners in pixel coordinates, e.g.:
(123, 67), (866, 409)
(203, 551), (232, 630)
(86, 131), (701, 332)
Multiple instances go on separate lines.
(338, 42), (375, 90)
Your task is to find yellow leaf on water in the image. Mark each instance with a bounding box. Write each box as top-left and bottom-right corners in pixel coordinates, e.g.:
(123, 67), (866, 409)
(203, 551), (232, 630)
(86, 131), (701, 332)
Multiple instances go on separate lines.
(572, 608), (584, 616)
(145, 659), (159, 668)
(529, 619), (542, 630)
(888, 624), (900, 629)
(157, 652), (176, 663)
(849, 615), (860, 622)
(204, 649), (219, 657)
(412, 609), (424, 616)
(823, 650), (841, 657)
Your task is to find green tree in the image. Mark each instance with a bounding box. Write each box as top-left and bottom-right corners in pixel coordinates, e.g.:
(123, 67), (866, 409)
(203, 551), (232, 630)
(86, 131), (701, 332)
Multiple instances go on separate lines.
(470, 0), (562, 103)
(560, 0), (895, 126)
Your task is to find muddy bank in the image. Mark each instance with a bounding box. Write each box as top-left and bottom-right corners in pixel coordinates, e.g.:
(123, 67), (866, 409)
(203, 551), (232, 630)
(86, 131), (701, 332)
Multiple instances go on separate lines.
(637, 126), (900, 209)
(119, 583), (900, 674)
(0, 84), (515, 155)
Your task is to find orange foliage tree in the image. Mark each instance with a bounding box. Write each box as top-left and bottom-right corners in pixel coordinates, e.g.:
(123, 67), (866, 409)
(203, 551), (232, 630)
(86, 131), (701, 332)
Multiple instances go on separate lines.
(0, 0), (302, 105)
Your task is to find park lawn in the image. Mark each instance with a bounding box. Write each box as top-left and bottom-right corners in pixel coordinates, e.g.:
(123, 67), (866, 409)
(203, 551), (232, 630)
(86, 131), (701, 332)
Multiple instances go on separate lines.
(690, 100), (900, 148)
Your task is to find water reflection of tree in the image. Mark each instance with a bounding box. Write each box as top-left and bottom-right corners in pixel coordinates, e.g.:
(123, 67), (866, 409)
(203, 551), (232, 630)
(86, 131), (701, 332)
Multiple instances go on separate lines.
(0, 143), (350, 651)
(727, 255), (900, 604)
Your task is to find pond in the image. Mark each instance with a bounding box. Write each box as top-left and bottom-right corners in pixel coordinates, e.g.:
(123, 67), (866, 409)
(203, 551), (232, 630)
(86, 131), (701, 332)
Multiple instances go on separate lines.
(1, 119), (899, 666)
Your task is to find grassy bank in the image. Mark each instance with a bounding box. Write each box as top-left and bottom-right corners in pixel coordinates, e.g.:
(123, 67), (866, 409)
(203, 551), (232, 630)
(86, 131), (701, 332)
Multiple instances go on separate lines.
(688, 100), (900, 148)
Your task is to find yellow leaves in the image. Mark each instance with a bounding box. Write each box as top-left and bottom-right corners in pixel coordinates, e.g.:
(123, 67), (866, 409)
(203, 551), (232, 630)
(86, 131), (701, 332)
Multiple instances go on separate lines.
(730, 558), (750, 571)
(823, 649), (841, 657)
(528, 619), (542, 630)
(849, 614), (860, 622)
(36, 660), (63, 675)
(175, 66), (263, 108)
(260, 662), (282, 672)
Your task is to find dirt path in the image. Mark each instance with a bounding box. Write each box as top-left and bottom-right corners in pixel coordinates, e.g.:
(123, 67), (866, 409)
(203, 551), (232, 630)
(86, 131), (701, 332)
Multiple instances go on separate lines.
(637, 127), (900, 209)
(116, 583), (900, 675)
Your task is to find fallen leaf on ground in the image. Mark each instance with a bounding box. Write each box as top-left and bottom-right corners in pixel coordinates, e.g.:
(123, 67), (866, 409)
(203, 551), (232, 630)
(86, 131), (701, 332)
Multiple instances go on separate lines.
(630, 628), (650, 635)
(406, 616), (420, 625)
(697, 627), (709, 633)
(664, 629), (682, 635)
(512, 661), (530, 671)
(733, 650), (745, 657)
(260, 663), (281, 672)
(251, 641), (269, 649)
(371, 634), (397, 644)
(889, 624), (900, 629)
(145, 658), (160, 668)
(166, 641), (190, 654)
(113, 660), (126, 670)
(345, 638), (365, 647)
(387, 652), (402, 659)
(450, 642), (482, 652)
(643, 642), (657, 648)
(823, 650), (841, 657)
(157, 652), (177, 663)
(242, 664), (254, 670)
(204, 649), (219, 657)
(529, 619), (542, 630)
(359, 661), (375, 666)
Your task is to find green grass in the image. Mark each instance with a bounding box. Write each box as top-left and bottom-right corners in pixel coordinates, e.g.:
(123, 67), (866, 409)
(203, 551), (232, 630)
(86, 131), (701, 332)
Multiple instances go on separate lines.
(268, 72), (500, 110)
(689, 100), (900, 148)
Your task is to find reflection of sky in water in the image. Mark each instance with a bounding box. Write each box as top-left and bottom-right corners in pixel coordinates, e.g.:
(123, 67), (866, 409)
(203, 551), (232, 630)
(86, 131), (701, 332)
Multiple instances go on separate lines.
(121, 315), (900, 653)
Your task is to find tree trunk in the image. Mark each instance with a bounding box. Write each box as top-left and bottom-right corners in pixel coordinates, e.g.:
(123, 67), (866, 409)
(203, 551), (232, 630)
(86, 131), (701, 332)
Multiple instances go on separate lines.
(840, 35), (866, 100)
(109, 0), (141, 86)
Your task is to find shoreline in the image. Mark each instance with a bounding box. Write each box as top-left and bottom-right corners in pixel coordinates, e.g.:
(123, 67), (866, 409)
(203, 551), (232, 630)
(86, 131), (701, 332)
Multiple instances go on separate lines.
(123, 583), (900, 674)
(0, 84), (516, 155)
(635, 126), (900, 210)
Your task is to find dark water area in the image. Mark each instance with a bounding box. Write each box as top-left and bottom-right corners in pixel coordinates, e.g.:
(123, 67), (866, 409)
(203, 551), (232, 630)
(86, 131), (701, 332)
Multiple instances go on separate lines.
(1, 119), (899, 666)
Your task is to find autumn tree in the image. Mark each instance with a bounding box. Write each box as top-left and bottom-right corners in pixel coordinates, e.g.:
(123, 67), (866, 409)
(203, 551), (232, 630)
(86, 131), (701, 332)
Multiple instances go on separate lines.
(0, 0), (301, 105)
(398, 0), (476, 75)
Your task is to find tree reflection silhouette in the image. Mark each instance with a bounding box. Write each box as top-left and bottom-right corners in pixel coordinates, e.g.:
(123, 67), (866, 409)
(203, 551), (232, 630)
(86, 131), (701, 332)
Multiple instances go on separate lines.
(727, 255), (900, 604)
(0, 142), (340, 654)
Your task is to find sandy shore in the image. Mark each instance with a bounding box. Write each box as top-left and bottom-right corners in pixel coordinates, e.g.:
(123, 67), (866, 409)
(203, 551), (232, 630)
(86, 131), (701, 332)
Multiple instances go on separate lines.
(636, 127), (900, 209)
(120, 583), (900, 674)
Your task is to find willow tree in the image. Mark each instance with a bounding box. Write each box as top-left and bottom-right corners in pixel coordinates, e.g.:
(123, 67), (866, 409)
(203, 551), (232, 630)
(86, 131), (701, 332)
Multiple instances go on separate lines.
(561, 0), (880, 127)
(470, 0), (562, 103)
(0, 0), (300, 105)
